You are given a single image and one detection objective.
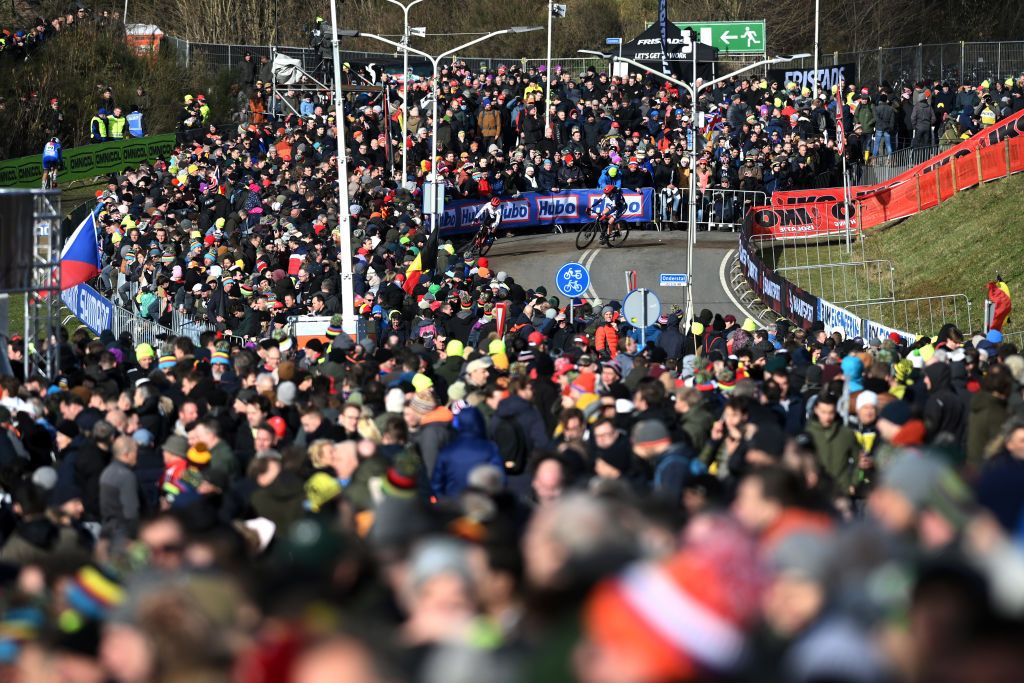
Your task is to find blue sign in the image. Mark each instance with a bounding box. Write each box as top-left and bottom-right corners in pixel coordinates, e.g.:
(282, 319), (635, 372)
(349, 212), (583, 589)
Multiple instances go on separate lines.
(556, 262), (590, 298)
(817, 298), (862, 339)
(437, 188), (654, 236)
(659, 273), (689, 287)
(605, 37), (623, 45)
(61, 283), (113, 336)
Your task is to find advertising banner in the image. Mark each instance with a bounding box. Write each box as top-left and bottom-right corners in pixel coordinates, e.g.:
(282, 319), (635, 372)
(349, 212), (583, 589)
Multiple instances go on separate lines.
(438, 188), (654, 236)
(0, 134), (177, 188)
(818, 298), (863, 339)
(761, 266), (784, 315)
(61, 283), (113, 336)
(785, 282), (818, 330)
(766, 63), (857, 93)
(750, 200), (857, 238)
(862, 319), (916, 347)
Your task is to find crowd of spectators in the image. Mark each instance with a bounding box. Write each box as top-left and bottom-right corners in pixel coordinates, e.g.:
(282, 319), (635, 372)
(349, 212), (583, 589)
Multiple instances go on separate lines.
(0, 6), (121, 64)
(3, 46), (1024, 683)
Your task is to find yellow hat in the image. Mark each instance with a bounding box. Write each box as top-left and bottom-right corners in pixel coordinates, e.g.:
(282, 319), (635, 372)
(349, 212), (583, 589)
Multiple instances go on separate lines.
(135, 343), (155, 359)
(411, 373), (433, 392)
(111, 232), (122, 244)
(801, 87), (811, 97)
(215, 217), (226, 228)
(691, 321), (705, 336)
(184, 94), (194, 102)
(186, 442), (211, 466)
(488, 338), (506, 356)
(445, 339), (465, 358)
(742, 317), (758, 333)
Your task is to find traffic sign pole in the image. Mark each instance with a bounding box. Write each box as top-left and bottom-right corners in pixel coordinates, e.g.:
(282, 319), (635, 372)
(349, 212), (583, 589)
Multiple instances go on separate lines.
(641, 288), (648, 347)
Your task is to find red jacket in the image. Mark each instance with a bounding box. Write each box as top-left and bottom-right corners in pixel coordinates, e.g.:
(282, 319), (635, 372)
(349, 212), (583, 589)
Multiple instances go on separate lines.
(595, 323), (619, 358)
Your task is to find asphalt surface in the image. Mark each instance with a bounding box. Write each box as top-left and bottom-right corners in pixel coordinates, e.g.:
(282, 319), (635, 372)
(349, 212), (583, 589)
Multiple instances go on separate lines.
(483, 228), (757, 320)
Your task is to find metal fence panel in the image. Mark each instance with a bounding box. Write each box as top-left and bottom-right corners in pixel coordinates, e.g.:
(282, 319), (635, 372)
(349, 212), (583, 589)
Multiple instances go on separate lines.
(776, 259), (896, 306)
(654, 189), (765, 232)
(845, 294), (973, 336)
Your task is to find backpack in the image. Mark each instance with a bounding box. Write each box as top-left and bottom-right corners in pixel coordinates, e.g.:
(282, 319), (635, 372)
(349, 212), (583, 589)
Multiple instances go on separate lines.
(493, 415), (529, 475)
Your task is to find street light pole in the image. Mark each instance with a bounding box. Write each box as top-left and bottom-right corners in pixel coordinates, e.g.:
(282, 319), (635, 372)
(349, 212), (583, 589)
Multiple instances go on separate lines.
(328, 5), (358, 335)
(813, 0), (820, 99)
(356, 27), (543, 233)
(545, 0), (553, 135)
(384, 0), (425, 188)
(580, 48), (809, 323)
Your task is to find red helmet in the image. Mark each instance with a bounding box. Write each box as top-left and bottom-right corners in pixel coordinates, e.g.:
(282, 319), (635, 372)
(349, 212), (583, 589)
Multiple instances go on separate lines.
(603, 184), (615, 195)
(489, 196), (500, 207)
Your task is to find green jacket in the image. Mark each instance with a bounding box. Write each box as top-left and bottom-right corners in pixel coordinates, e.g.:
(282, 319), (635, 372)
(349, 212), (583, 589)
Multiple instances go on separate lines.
(805, 419), (860, 497)
(967, 390), (1007, 466)
(854, 102), (875, 138)
(679, 404), (714, 453)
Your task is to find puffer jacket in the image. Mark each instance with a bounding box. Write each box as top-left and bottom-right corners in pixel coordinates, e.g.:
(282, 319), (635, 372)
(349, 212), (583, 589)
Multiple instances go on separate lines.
(431, 407), (503, 498)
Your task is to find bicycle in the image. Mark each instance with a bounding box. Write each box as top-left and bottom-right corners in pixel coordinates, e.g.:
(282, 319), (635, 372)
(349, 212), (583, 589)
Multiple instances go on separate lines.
(575, 210), (630, 250)
(465, 224), (496, 258)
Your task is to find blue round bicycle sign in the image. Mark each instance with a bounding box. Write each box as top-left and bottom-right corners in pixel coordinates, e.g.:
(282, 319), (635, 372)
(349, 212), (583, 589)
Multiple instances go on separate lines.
(555, 262), (590, 298)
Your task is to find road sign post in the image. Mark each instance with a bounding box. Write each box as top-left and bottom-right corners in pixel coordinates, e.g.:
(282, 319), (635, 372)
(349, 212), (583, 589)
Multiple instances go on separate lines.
(672, 20), (766, 53)
(622, 287), (661, 348)
(556, 261), (590, 328)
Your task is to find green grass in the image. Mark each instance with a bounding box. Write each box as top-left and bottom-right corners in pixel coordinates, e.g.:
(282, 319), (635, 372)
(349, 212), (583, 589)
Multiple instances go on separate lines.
(763, 172), (1024, 337)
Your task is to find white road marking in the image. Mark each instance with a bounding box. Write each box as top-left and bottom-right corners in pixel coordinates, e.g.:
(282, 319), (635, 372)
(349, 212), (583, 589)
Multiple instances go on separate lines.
(718, 249), (763, 322)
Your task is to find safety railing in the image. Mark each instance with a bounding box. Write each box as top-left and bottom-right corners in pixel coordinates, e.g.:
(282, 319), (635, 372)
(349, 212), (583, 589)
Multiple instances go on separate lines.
(654, 188), (766, 232)
(861, 143), (943, 185)
(844, 295), (973, 339)
(111, 303), (174, 347)
(775, 260), (897, 307)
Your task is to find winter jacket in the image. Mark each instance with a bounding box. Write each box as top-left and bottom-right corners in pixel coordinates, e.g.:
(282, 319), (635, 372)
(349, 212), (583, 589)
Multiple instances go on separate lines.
(923, 363), (967, 447)
(873, 102), (897, 133)
(0, 518), (91, 567)
(99, 459), (140, 540)
(413, 406), (454, 475)
(477, 109), (502, 139)
(911, 100), (936, 132)
(431, 407), (504, 498)
(805, 418), (860, 497)
(251, 470), (306, 531)
(594, 322), (619, 359)
(494, 394), (552, 453)
(967, 390), (1007, 465)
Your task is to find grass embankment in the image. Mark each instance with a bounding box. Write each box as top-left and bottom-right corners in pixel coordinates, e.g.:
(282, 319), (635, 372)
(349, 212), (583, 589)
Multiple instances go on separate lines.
(764, 172), (1024, 336)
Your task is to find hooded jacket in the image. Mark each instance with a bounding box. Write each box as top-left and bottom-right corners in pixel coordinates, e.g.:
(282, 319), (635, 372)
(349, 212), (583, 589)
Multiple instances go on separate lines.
(923, 363), (967, 447)
(431, 407), (504, 498)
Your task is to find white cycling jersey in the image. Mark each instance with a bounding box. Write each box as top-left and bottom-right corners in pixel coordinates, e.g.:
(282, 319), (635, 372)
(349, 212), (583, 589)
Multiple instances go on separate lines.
(475, 204), (502, 229)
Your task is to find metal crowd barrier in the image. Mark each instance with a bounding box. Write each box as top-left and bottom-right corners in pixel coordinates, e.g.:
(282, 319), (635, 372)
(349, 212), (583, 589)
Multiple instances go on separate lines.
(654, 188), (766, 232)
(861, 144), (942, 185)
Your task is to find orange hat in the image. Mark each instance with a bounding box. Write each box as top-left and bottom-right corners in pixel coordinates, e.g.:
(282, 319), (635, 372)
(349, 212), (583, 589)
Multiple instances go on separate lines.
(584, 518), (764, 682)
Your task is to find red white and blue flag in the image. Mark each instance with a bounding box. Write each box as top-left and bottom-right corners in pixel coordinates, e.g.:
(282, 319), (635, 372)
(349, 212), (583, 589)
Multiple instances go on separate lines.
(60, 211), (101, 290)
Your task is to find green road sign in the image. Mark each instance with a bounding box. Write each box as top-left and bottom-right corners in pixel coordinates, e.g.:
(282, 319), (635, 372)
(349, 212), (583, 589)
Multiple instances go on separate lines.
(673, 20), (766, 54)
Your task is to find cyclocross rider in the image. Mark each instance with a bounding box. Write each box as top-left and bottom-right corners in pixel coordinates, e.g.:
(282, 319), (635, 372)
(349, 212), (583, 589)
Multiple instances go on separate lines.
(42, 137), (63, 188)
(474, 196), (503, 241)
(595, 184), (627, 244)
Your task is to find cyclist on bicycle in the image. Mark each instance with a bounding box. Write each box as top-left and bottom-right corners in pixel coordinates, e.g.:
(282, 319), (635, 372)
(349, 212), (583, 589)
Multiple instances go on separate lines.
(594, 184), (627, 244)
(474, 196), (503, 241)
(42, 137), (63, 187)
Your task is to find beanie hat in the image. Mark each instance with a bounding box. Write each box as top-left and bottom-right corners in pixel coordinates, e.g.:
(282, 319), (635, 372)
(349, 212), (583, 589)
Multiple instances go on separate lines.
(409, 390), (437, 416)
(162, 434), (189, 458)
(211, 350), (230, 365)
(56, 419), (80, 439)
(445, 339), (465, 358)
(186, 442), (212, 467)
(158, 355), (176, 370)
(584, 518), (763, 681)
(631, 419), (671, 448)
(411, 373), (434, 392)
(63, 565), (124, 621)
(135, 343), (155, 360)
(381, 461), (418, 499)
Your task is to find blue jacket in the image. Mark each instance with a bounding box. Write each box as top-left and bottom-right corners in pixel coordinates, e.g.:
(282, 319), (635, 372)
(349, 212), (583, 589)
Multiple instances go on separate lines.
(597, 164), (622, 189)
(494, 394), (552, 452)
(431, 407), (503, 499)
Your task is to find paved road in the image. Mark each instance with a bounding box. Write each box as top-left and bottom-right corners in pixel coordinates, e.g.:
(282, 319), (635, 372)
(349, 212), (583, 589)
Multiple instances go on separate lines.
(483, 229), (757, 320)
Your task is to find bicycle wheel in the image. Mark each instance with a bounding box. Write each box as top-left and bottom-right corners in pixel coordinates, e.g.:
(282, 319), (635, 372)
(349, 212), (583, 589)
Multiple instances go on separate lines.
(576, 220), (598, 250)
(476, 236), (494, 257)
(607, 223), (631, 247)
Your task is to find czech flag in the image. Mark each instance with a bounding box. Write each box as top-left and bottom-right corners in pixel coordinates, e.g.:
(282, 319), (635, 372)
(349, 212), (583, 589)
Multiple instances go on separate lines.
(60, 212), (101, 290)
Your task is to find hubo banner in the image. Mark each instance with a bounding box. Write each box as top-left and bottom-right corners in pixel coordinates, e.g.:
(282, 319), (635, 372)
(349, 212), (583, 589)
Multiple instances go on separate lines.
(0, 134), (177, 188)
(437, 188), (654, 236)
(767, 63), (857, 92)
